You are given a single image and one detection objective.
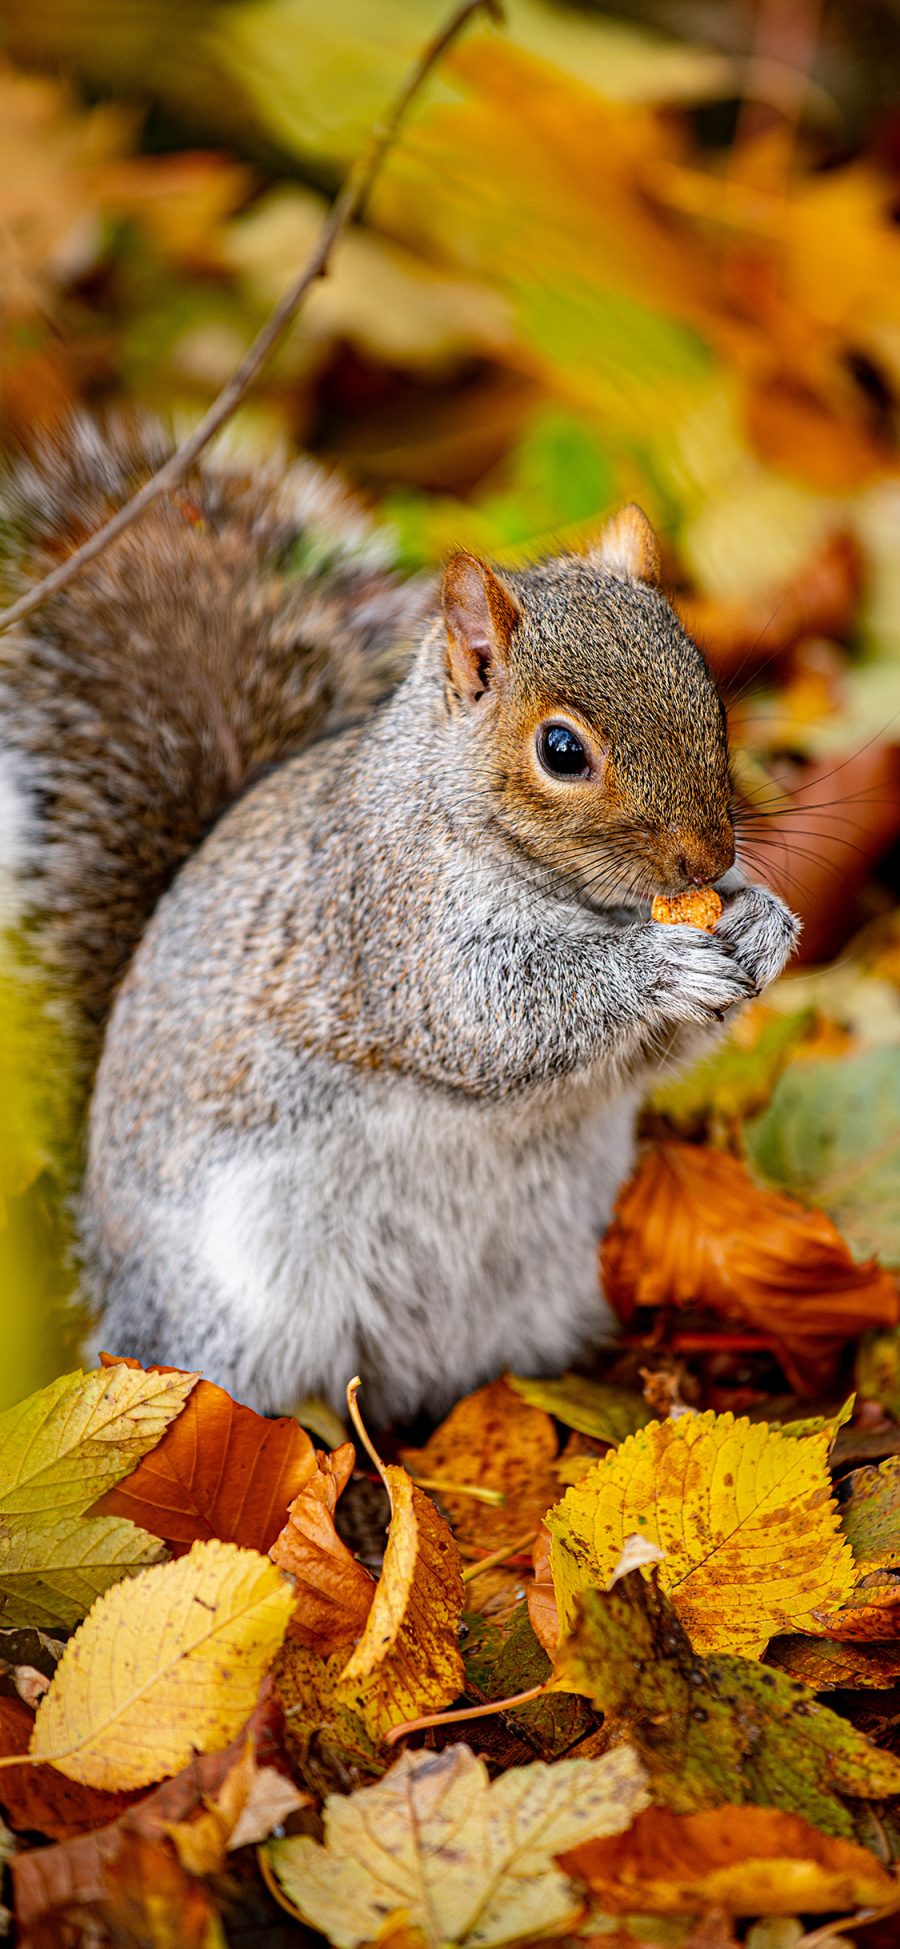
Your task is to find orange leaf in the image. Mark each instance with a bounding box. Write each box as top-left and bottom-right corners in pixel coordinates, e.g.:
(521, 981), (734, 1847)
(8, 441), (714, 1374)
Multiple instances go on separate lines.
(0, 1695), (135, 1841)
(561, 1802), (898, 1916)
(601, 1144), (897, 1395)
(97, 1365), (316, 1554)
(401, 1378), (559, 1553)
(270, 1442), (375, 1656)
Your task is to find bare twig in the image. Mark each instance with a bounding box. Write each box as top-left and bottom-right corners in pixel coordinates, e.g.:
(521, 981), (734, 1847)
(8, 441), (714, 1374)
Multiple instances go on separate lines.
(0, 0), (501, 638)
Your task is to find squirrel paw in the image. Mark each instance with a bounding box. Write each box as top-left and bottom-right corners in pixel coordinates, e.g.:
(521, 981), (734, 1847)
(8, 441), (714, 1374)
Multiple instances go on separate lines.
(648, 924), (756, 1025)
(715, 884), (801, 994)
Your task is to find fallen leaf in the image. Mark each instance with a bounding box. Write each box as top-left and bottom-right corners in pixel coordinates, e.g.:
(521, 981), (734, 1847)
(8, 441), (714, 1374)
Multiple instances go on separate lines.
(812, 1570), (900, 1642)
(528, 1527), (561, 1660)
(165, 1738), (306, 1874)
(765, 1635), (900, 1690)
(0, 1509), (165, 1630)
(0, 1364), (198, 1515)
(546, 1410), (856, 1657)
(30, 1538), (293, 1788)
(13, 1821), (226, 1949)
(462, 1605), (595, 1763)
(97, 1366), (316, 1555)
(601, 1145), (897, 1395)
(561, 1802), (898, 1916)
(508, 1375), (651, 1447)
(649, 1006), (813, 1135)
(401, 1378), (559, 1553)
(267, 1741), (650, 1949)
(0, 1695), (135, 1839)
(269, 1442), (375, 1654)
(332, 1466), (464, 1744)
(553, 1575), (900, 1836)
(839, 1456), (900, 1571)
(745, 1050), (900, 1267)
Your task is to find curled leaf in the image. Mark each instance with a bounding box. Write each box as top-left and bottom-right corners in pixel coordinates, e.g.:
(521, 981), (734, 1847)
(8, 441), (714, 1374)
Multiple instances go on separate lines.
(601, 1144), (897, 1395)
(269, 1442), (375, 1656)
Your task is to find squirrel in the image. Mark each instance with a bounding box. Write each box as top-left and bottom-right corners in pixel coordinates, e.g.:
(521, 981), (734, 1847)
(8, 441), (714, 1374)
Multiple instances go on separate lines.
(0, 417), (799, 1422)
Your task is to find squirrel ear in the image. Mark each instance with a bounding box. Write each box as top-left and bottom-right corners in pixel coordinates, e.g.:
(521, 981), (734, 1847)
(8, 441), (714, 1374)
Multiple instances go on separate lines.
(589, 504), (660, 586)
(442, 553), (521, 705)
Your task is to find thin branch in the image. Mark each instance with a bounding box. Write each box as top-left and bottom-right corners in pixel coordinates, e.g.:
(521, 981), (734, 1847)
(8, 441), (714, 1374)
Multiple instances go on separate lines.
(0, 0), (501, 638)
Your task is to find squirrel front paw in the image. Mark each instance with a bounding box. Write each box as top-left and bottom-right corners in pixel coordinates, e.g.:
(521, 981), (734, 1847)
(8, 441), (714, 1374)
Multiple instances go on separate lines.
(715, 884), (800, 993)
(646, 923), (756, 1025)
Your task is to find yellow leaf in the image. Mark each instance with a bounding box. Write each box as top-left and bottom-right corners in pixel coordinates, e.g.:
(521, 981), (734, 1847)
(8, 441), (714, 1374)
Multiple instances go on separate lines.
(547, 1411), (856, 1657)
(0, 1365), (198, 1515)
(401, 1378), (560, 1552)
(0, 1511), (165, 1629)
(267, 1742), (650, 1949)
(335, 1467), (464, 1743)
(29, 1539), (293, 1789)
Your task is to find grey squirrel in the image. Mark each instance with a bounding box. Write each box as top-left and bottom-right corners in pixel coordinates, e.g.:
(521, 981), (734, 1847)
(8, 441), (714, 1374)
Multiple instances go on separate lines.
(0, 418), (798, 1421)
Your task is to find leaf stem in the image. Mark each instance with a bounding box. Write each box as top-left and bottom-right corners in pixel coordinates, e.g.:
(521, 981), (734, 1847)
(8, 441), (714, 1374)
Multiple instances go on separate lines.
(384, 1683), (549, 1746)
(346, 1377), (390, 1493)
(461, 1530), (539, 1583)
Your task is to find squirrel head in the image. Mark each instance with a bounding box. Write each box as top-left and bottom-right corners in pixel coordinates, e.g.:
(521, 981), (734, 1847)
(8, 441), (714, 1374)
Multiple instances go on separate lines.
(440, 506), (734, 903)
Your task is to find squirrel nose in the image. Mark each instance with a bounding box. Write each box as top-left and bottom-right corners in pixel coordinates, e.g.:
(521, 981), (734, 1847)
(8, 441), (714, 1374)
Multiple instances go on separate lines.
(676, 832), (735, 885)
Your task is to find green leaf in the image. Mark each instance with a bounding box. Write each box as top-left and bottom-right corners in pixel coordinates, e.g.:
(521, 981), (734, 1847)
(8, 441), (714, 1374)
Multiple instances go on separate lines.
(0, 1513), (165, 1630)
(509, 1374), (651, 1446)
(745, 1049), (900, 1265)
(462, 1605), (594, 1760)
(651, 1008), (812, 1132)
(554, 1573), (900, 1839)
(0, 1365), (198, 1516)
(839, 1456), (900, 1570)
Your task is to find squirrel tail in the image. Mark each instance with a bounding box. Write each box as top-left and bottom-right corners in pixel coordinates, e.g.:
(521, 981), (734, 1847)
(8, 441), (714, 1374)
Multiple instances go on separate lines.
(0, 415), (430, 1066)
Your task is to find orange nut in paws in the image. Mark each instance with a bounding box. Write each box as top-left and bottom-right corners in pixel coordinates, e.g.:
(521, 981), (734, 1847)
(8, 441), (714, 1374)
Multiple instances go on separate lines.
(651, 887), (723, 933)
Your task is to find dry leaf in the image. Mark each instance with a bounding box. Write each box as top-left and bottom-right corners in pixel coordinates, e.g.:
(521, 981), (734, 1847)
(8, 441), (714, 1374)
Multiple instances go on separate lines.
(0, 1364), (198, 1516)
(269, 1442), (375, 1654)
(561, 1803), (898, 1916)
(765, 1635), (900, 1690)
(97, 1365), (316, 1555)
(601, 1146), (897, 1396)
(267, 1742), (650, 1949)
(553, 1575), (900, 1837)
(546, 1410), (856, 1657)
(401, 1378), (559, 1554)
(812, 1571), (900, 1642)
(334, 1466), (464, 1743)
(30, 1539), (293, 1788)
(0, 1695), (135, 1840)
(165, 1738), (306, 1874)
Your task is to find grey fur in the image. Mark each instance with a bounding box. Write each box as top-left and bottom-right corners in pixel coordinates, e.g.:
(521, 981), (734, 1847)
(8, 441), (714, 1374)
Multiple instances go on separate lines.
(2, 421), (799, 1420)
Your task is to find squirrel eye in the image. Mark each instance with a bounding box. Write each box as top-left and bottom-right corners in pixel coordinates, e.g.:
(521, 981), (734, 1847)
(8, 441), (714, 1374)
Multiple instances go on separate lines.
(538, 722), (590, 779)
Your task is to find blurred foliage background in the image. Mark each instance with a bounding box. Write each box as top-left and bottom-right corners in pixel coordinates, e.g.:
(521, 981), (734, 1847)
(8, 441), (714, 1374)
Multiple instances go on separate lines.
(1, 0), (900, 1397)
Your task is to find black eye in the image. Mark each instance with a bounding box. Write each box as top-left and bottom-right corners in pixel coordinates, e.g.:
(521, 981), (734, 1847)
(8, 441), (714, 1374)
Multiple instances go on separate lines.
(538, 722), (589, 778)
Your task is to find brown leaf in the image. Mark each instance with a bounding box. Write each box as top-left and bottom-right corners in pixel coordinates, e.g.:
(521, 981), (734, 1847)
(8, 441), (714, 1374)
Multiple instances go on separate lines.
(165, 1738), (307, 1874)
(601, 1143), (898, 1395)
(528, 1527), (559, 1660)
(561, 1802), (898, 1915)
(765, 1634), (900, 1690)
(0, 1694), (136, 1840)
(401, 1378), (559, 1553)
(270, 1442), (375, 1655)
(97, 1361), (316, 1554)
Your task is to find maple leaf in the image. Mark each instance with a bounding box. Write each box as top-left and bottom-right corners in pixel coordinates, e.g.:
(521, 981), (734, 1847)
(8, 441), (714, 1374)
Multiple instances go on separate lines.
(401, 1378), (560, 1554)
(561, 1802), (898, 1917)
(269, 1441), (375, 1655)
(554, 1573), (900, 1838)
(96, 1362), (316, 1555)
(601, 1144), (897, 1396)
(0, 1365), (198, 1516)
(28, 1539), (293, 1789)
(267, 1742), (649, 1949)
(546, 1409), (856, 1658)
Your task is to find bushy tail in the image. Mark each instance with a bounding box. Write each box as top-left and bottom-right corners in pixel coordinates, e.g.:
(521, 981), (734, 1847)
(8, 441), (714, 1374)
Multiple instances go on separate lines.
(0, 416), (431, 1066)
